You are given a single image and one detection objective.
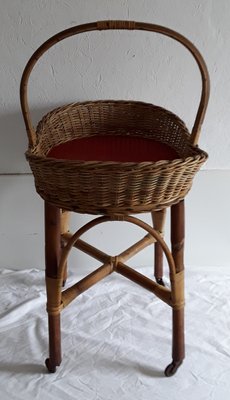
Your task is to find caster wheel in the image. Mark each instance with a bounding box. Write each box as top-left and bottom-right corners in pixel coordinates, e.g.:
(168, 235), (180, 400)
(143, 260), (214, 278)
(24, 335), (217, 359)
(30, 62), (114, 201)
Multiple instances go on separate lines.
(164, 361), (182, 377)
(156, 278), (165, 286)
(45, 358), (56, 373)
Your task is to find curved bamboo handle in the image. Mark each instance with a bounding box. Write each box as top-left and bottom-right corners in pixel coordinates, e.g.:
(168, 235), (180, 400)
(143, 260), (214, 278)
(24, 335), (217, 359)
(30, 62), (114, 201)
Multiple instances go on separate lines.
(20, 20), (210, 147)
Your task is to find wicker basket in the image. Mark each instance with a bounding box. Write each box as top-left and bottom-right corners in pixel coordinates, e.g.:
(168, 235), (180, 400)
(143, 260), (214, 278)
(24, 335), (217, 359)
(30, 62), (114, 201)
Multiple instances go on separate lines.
(20, 21), (209, 215)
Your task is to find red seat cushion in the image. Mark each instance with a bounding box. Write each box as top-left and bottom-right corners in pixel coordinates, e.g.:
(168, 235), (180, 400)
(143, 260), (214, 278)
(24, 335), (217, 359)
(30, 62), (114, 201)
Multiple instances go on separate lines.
(47, 135), (179, 162)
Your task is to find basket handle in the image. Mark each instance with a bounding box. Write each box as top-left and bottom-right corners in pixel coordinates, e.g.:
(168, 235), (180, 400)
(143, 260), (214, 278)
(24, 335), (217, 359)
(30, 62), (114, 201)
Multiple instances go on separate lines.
(20, 20), (210, 147)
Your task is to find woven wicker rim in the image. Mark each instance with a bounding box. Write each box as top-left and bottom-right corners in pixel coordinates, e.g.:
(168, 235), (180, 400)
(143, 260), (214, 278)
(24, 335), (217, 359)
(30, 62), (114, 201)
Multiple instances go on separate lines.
(27, 100), (207, 167)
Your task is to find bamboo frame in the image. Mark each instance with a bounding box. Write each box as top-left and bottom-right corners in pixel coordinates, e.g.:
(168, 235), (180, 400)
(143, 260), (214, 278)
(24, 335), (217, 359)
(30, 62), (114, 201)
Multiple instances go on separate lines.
(45, 204), (185, 375)
(58, 215), (176, 281)
(165, 200), (185, 376)
(45, 203), (62, 370)
(48, 217), (178, 310)
(151, 209), (166, 284)
(61, 231), (171, 307)
(60, 210), (70, 286)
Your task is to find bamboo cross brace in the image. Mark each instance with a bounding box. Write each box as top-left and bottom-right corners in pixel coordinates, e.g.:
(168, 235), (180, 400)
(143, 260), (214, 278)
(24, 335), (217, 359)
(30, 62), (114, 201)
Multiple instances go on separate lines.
(61, 231), (171, 308)
(61, 258), (172, 309)
(61, 261), (113, 308)
(115, 261), (171, 306)
(56, 215), (180, 314)
(61, 232), (155, 264)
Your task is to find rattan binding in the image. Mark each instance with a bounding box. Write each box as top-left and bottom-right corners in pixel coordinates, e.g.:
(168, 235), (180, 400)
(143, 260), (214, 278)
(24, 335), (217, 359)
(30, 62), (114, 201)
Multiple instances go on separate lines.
(20, 21), (209, 215)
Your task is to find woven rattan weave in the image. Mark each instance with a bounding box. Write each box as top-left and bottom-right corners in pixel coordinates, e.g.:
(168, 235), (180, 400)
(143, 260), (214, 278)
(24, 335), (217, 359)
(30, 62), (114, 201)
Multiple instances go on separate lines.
(26, 100), (207, 214)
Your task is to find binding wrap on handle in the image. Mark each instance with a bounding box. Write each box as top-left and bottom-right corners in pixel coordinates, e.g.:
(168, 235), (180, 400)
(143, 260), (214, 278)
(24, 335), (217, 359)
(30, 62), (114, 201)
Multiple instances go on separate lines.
(20, 20), (210, 148)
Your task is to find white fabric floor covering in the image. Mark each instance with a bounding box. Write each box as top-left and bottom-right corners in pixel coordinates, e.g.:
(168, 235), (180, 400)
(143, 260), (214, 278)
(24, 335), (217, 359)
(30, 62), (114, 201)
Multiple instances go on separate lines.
(0, 266), (230, 400)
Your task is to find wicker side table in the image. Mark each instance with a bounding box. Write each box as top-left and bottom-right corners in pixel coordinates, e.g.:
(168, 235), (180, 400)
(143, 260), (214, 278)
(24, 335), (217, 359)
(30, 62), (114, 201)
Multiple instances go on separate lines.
(20, 20), (209, 376)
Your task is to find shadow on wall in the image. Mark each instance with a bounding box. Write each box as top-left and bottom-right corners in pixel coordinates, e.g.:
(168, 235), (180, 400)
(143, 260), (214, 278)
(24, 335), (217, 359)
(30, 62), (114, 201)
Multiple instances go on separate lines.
(0, 104), (64, 174)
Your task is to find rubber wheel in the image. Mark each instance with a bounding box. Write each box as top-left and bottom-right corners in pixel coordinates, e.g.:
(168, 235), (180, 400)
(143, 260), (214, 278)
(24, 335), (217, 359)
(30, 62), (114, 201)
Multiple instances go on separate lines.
(45, 358), (56, 373)
(164, 361), (182, 377)
(156, 277), (165, 286)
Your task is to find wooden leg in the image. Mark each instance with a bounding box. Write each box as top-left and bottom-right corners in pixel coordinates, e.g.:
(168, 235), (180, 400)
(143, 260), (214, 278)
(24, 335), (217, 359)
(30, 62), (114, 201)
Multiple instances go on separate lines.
(165, 200), (185, 377)
(151, 209), (166, 285)
(61, 210), (70, 287)
(45, 201), (62, 373)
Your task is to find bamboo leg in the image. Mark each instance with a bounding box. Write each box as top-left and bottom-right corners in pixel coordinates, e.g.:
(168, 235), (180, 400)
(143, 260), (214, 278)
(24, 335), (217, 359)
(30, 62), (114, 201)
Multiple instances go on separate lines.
(151, 209), (166, 285)
(165, 200), (185, 377)
(45, 202), (62, 373)
(61, 210), (70, 286)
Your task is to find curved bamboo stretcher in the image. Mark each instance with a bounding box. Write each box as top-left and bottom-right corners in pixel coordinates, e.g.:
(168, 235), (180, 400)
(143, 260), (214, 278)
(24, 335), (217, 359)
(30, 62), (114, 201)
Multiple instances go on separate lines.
(20, 20), (209, 376)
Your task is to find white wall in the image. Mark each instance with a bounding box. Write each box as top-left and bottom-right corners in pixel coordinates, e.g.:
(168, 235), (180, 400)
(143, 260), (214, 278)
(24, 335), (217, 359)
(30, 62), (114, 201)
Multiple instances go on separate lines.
(0, 0), (229, 270)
